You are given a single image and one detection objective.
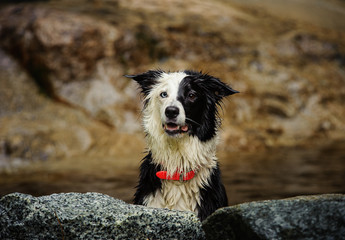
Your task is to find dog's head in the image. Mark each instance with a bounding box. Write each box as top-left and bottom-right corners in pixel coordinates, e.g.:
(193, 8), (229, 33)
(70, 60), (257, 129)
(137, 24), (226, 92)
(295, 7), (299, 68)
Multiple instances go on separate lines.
(127, 70), (238, 142)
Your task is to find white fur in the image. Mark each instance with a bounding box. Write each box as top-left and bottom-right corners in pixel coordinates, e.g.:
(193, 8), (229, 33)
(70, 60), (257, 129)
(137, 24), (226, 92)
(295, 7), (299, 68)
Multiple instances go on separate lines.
(141, 72), (220, 214)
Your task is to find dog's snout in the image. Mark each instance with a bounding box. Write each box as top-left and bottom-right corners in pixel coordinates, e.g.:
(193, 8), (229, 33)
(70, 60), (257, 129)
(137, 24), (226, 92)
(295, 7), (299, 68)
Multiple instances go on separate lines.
(165, 106), (179, 119)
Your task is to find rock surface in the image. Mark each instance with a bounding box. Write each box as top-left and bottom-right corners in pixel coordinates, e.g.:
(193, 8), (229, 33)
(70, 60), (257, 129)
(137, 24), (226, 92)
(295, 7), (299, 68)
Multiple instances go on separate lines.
(0, 192), (204, 240)
(1, 193), (344, 240)
(0, 49), (135, 164)
(202, 194), (345, 240)
(0, 5), (138, 129)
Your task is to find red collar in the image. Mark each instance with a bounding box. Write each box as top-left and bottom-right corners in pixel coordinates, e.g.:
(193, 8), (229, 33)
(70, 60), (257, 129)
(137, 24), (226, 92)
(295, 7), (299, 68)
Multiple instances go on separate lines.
(156, 170), (195, 181)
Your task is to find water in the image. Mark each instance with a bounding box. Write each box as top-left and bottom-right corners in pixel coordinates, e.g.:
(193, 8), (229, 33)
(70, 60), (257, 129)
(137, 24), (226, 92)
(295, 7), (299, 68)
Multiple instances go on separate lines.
(0, 141), (344, 205)
(220, 141), (345, 204)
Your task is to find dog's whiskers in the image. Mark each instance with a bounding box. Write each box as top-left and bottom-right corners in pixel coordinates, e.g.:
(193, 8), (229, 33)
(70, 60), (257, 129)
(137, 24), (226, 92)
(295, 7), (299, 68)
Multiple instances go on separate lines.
(186, 117), (201, 126)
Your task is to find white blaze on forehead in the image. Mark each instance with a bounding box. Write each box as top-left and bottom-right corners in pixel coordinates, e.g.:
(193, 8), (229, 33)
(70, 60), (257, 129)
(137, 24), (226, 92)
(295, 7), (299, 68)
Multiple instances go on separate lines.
(158, 72), (187, 95)
(144, 71), (187, 102)
(158, 71), (188, 86)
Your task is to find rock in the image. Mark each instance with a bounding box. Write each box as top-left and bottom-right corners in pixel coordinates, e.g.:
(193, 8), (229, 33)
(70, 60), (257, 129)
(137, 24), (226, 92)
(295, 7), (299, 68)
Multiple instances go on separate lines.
(0, 192), (205, 240)
(0, 47), (143, 165)
(0, 5), (118, 83)
(0, 49), (44, 117)
(2, 193), (344, 240)
(115, 24), (169, 66)
(0, 5), (144, 164)
(202, 194), (345, 240)
(0, 49), (95, 162)
(0, 5), (138, 129)
(274, 32), (339, 62)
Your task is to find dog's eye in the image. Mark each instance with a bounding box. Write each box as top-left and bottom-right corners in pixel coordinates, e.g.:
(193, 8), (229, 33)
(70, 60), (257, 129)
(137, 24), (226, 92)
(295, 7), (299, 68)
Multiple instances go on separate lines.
(160, 92), (168, 98)
(188, 93), (196, 100)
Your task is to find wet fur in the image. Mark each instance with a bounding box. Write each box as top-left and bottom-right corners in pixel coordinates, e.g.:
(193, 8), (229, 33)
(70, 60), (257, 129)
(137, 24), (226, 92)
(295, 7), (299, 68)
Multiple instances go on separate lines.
(128, 70), (237, 221)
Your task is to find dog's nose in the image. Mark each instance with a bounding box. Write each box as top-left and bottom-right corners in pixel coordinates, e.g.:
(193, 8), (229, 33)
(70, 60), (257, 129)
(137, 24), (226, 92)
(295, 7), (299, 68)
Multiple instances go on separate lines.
(165, 106), (179, 119)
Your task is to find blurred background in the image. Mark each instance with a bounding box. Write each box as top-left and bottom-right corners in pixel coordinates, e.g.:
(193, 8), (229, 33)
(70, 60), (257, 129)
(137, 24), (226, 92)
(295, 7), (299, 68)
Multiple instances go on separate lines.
(0, 0), (344, 205)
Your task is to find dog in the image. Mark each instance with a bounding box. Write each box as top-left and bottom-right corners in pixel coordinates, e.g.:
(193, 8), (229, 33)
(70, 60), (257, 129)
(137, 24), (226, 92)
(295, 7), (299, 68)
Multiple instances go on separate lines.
(127, 70), (238, 221)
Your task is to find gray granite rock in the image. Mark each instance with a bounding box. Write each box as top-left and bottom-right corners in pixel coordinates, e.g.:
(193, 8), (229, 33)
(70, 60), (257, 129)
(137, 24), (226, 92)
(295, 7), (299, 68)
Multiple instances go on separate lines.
(0, 192), (205, 240)
(2, 193), (344, 240)
(202, 194), (345, 240)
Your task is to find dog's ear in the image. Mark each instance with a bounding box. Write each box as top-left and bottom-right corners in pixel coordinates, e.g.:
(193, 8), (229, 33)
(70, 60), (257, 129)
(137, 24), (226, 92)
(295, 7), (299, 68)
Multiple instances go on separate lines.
(195, 73), (239, 99)
(210, 77), (239, 98)
(125, 70), (163, 96)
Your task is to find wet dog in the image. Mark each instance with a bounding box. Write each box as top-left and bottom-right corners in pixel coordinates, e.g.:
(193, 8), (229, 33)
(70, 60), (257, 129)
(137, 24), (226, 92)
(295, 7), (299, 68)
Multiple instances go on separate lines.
(127, 70), (238, 220)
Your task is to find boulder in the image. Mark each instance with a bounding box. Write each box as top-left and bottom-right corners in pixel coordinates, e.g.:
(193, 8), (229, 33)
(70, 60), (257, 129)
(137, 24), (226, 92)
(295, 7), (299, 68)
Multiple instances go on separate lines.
(0, 5), (118, 83)
(0, 49), (44, 117)
(0, 192), (205, 240)
(202, 194), (345, 240)
(0, 5), (139, 129)
(0, 48), (143, 165)
(1, 193), (344, 239)
(0, 49), (94, 162)
(0, 6), (143, 163)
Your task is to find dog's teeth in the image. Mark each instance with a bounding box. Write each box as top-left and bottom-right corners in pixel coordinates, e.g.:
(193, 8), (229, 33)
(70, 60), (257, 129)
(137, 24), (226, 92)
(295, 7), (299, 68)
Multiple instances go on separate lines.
(163, 123), (188, 133)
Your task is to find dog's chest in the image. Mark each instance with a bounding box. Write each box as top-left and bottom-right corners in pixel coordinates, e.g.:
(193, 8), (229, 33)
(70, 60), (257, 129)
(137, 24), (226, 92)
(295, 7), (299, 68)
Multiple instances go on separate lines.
(143, 165), (215, 215)
(144, 133), (218, 214)
(144, 179), (201, 213)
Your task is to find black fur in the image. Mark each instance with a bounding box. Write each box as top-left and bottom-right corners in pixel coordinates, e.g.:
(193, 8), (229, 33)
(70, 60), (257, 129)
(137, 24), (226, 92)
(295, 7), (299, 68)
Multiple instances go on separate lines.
(179, 71), (238, 141)
(126, 70), (163, 97)
(197, 164), (228, 221)
(133, 152), (162, 205)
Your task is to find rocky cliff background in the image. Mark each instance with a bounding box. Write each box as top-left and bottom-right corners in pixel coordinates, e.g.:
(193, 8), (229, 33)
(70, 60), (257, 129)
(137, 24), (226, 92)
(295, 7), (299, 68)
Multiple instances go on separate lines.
(0, 0), (344, 203)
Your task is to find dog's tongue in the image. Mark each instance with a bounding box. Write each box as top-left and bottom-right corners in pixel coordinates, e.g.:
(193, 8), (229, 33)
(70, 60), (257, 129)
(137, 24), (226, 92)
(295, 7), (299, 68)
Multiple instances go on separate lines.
(166, 123), (179, 131)
(165, 124), (188, 132)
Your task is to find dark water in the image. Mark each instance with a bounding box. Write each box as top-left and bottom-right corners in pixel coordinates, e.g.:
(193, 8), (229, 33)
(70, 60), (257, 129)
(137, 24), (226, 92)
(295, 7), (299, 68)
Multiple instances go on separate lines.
(220, 141), (345, 204)
(1, 141), (344, 205)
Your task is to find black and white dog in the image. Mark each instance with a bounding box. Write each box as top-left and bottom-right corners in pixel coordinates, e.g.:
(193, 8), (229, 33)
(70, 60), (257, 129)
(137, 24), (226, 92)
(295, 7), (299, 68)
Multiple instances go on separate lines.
(127, 70), (238, 221)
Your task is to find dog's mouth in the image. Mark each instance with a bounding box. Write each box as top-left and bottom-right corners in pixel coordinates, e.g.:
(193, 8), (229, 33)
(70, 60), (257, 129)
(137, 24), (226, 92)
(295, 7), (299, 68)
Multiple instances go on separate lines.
(163, 122), (189, 136)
